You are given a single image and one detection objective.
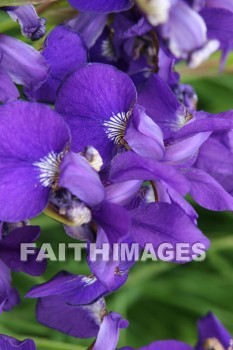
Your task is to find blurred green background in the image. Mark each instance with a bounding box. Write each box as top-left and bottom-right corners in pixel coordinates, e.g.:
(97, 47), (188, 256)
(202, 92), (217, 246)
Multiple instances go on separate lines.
(1, 2), (233, 349)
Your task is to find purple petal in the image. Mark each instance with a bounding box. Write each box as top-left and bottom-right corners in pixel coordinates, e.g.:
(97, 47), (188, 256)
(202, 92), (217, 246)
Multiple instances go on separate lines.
(0, 68), (19, 103)
(26, 25), (88, 103)
(125, 105), (165, 161)
(0, 226), (46, 276)
(0, 34), (49, 92)
(27, 271), (127, 305)
(68, 13), (107, 48)
(171, 111), (233, 141)
(56, 63), (137, 165)
(196, 313), (231, 350)
(185, 168), (233, 211)
(105, 180), (142, 206)
(59, 152), (105, 207)
(37, 295), (104, 338)
(130, 202), (210, 261)
(110, 152), (190, 196)
(161, 1), (207, 59)
(164, 131), (211, 165)
(0, 101), (70, 222)
(137, 74), (185, 139)
(5, 5), (46, 41)
(68, 0), (134, 13)
(0, 334), (36, 350)
(93, 312), (128, 350)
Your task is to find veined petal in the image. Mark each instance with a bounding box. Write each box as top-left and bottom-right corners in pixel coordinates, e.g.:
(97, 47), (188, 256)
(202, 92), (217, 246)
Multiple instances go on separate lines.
(56, 63), (137, 165)
(0, 34), (49, 92)
(0, 101), (70, 222)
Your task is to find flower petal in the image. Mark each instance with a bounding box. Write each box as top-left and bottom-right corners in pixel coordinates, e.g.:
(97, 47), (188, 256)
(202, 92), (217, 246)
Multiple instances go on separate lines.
(68, 0), (134, 13)
(56, 63), (137, 165)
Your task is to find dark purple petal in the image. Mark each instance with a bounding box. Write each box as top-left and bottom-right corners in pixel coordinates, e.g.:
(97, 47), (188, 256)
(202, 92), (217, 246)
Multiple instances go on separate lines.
(93, 312), (128, 350)
(37, 295), (104, 338)
(56, 63), (137, 165)
(130, 202), (210, 261)
(110, 152), (190, 195)
(27, 271), (127, 305)
(196, 313), (231, 350)
(0, 334), (36, 350)
(184, 168), (233, 211)
(0, 34), (49, 92)
(137, 74), (184, 139)
(59, 152), (105, 207)
(0, 101), (70, 222)
(0, 68), (19, 103)
(68, 0), (134, 13)
(26, 25), (88, 103)
(6, 5), (46, 40)
(0, 226), (46, 276)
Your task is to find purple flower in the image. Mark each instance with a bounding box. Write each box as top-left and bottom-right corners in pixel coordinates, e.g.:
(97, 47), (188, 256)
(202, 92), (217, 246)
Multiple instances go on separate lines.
(0, 101), (105, 222)
(0, 334), (36, 350)
(26, 25), (88, 103)
(36, 293), (128, 350)
(0, 34), (48, 103)
(55, 63), (166, 166)
(2, 5), (46, 40)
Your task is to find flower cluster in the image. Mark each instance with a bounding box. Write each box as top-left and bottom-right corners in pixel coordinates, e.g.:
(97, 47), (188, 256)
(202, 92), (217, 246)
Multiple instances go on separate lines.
(1, 1), (233, 349)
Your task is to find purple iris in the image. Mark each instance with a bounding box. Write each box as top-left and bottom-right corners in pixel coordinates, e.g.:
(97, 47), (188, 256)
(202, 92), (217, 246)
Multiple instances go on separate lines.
(0, 222), (46, 313)
(0, 100), (105, 222)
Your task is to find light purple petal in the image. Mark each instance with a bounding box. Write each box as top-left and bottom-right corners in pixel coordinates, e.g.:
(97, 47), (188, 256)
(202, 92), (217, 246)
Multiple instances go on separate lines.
(6, 5), (46, 40)
(0, 68), (19, 103)
(59, 152), (105, 207)
(0, 34), (49, 92)
(68, 13), (107, 48)
(125, 105), (165, 161)
(94, 312), (128, 350)
(161, 1), (207, 59)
